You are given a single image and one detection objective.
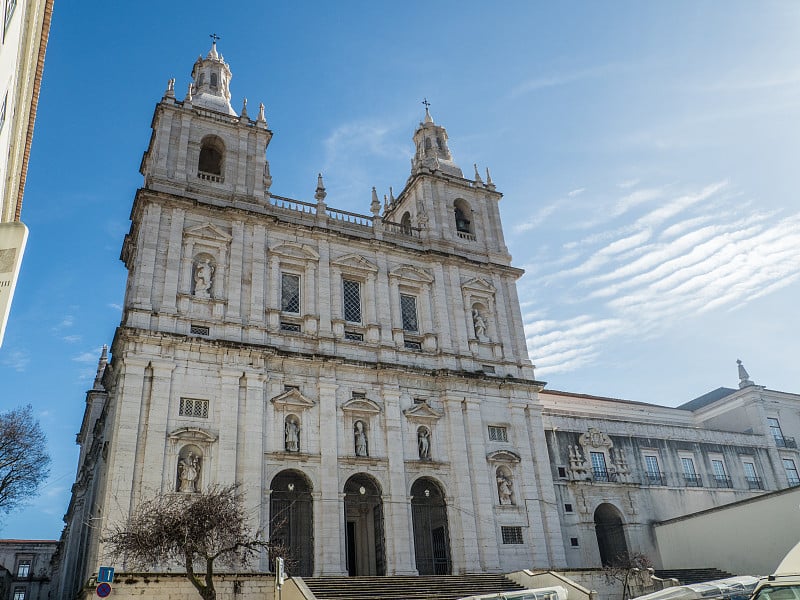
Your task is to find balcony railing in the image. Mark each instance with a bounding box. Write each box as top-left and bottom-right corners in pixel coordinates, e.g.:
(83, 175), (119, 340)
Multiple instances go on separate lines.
(683, 473), (702, 487)
(592, 468), (610, 482)
(713, 475), (733, 488)
(645, 472), (666, 486)
(775, 436), (798, 449)
(745, 476), (763, 490)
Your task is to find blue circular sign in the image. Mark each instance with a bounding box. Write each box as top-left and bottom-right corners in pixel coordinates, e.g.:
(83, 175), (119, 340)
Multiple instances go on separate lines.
(96, 582), (112, 597)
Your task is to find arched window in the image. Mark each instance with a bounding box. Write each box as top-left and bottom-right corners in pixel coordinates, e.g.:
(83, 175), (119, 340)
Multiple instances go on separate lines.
(454, 199), (473, 235)
(198, 73), (205, 87)
(210, 72), (218, 89)
(401, 212), (412, 235)
(198, 135), (224, 180)
(424, 138), (432, 155)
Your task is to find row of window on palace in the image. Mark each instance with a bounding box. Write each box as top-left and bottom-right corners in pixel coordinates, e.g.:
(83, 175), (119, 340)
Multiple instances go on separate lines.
(561, 447), (800, 490)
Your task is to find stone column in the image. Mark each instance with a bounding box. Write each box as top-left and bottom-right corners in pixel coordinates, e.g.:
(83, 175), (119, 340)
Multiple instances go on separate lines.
(241, 373), (266, 519)
(226, 221), (244, 320)
(138, 361), (175, 496)
(462, 397), (501, 571)
(160, 207), (185, 314)
(442, 394), (481, 572)
(248, 224), (266, 327)
(382, 383), (417, 575)
(318, 378), (345, 575)
(217, 369), (243, 486)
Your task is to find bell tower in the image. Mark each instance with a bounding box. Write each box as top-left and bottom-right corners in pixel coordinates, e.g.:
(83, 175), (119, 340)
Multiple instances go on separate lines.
(138, 40), (273, 203)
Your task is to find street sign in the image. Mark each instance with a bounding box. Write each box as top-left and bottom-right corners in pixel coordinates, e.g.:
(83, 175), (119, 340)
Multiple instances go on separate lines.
(97, 566), (115, 583)
(96, 582), (112, 597)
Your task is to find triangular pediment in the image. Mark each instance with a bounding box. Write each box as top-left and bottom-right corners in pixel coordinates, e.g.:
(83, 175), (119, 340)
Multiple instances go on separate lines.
(389, 264), (434, 284)
(168, 427), (218, 443)
(184, 223), (232, 241)
(403, 402), (442, 422)
(462, 277), (496, 294)
(486, 450), (521, 463)
(331, 253), (378, 273)
(341, 397), (382, 414)
(270, 388), (316, 409)
(270, 242), (320, 261)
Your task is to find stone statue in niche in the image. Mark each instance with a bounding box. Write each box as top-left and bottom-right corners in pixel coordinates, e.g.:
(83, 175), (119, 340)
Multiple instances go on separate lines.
(497, 471), (514, 505)
(193, 258), (214, 298)
(177, 451), (201, 493)
(472, 308), (488, 341)
(285, 417), (300, 452)
(418, 427), (431, 460)
(354, 421), (368, 457)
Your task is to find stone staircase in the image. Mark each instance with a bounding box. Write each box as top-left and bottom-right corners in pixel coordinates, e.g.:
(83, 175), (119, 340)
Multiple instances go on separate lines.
(301, 574), (527, 600)
(654, 568), (735, 585)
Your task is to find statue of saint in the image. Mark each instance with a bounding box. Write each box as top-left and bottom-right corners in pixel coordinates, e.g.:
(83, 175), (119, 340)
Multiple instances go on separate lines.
(497, 473), (514, 505)
(285, 418), (299, 452)
(178, 451), (201, 493)
(194, 259), (214, 298)
(418, 428), (430, 460)
(472, 308), (487, 340)
(354, 421), (368, 457)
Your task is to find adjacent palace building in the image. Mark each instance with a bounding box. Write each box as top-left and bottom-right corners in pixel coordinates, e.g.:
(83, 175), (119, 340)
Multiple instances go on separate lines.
(53, 43), (800, 598)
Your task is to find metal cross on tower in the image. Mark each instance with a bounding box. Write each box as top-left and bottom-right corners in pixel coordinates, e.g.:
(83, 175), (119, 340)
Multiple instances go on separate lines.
(422, 98), (431, 110)
(210, 33), (221, 43)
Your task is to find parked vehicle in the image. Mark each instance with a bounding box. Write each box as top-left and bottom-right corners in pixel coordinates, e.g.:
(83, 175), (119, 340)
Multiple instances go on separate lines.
(459, 585), (569, 600)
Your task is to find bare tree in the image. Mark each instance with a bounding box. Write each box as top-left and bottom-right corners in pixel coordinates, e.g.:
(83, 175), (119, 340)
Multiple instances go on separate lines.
(0, 405), (51, 515)
(603, 552), (654, 600)
(104, 485), (282, 600)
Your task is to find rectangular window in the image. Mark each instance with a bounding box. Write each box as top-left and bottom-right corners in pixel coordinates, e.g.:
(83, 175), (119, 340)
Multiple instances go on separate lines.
(644, 455), (662, 484)
(590, 451), (609, 481)
(280, 321), (301, 332)
(281, 273), (301, 314)
(768, 417), (784, 440)
(742, 460), (761, 489)
(344, 331), (364, 341)
(564, 503), (573, 513)
(501, 526), (524, 544)
(179, 398), (209, 418)
(403, 340), (422, 351)
(342, 279), (362, 323)
(190, 324), (210, 336)
(783, 458), (800, 486)
(570, 537), (580, 547)
(488, 425), (508, 442)
(681, 456), (701, 486)
(16, 560), (30, 578)
(712, 459), (731, 487)
(13, 589), (25, 600)
(400, 293), (419, 332)
(557, 466), (567, 479)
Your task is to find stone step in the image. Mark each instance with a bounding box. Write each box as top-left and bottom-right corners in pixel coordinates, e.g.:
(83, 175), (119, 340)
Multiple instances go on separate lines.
(302, 574), (526, 600)
(655, 568), (735, 585)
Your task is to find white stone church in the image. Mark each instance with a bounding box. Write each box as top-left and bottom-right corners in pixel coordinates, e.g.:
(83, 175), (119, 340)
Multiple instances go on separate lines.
(52, 43), (800, 599)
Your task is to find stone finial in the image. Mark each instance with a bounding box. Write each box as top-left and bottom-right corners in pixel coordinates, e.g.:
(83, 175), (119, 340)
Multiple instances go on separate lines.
(473, 164), (483, 184)
(370, 187), (381, 216)
(315, 173), (327, 203)
(93, 345), (109, 390)
(389, 186), (395, 203)
(240, 98), (249, 119)
(737, 359), (754, 388)
(383, 195), (390, 213)
(486, 167), (495, 189)
(257, 102), (267, 124)
(165, 78), (175, 98)
(185, 83), (193, 104)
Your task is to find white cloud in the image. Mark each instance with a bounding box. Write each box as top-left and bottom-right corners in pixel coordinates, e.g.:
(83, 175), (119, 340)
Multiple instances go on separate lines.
(519, 177), (800, 376)
(2, 350), (30, 372)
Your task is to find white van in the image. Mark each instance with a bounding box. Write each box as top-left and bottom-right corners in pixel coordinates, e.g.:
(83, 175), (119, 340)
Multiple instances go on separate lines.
(750, 542), (800, 600)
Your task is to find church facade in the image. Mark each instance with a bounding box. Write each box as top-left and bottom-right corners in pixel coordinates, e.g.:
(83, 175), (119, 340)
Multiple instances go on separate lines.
(52, 44), (800, 599)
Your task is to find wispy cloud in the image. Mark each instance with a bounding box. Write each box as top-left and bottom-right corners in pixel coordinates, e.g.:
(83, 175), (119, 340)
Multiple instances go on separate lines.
(2, 350), (30, 372)
(514, 179), (800, 377)
(73, 347), (103, 364)
(510, 63), (622, 97)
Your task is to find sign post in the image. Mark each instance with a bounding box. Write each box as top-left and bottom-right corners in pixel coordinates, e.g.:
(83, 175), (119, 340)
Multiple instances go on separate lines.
(97, 567), (115, 584)
(275, 556), (285, 600)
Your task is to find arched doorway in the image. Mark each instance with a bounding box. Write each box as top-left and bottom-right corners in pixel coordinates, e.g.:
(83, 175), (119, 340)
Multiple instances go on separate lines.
(344, 474), (386, 576)
(270, 470), (314, 576)
(410, 478), (452, 575)
(594, 503), (628, 566)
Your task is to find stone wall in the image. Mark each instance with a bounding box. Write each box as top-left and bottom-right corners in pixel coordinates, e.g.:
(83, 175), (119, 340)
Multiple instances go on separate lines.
(80, 573), (290, 600)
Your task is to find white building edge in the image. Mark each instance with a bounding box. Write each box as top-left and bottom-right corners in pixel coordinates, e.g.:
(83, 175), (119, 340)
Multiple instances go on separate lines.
(51, 43), (800, 599)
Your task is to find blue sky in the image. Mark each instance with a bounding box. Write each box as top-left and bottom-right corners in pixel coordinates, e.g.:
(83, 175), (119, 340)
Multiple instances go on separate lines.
(1, 1), (799, 538)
